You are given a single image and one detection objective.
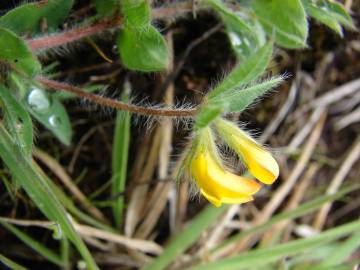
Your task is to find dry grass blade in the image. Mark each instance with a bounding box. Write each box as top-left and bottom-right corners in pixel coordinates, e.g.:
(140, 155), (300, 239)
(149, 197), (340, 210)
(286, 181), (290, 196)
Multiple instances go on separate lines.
(313, 137), (360, 230)
(228, 111), (327, 255)
(335, 106), (360, 131)
(309, 78), (360, 109)
(33, 148), (109, 224)
(0, 217), (162, 255)
(134, 32), (176, 239)
(73, 224), (163, 255)
(260, 163), (320, 245)
(287, 107), (326, 152)
(260, 77), (298, 143)
(260, 112), (327, 224)
(204, 205), (241, 250)
(125, 128), (162, 237)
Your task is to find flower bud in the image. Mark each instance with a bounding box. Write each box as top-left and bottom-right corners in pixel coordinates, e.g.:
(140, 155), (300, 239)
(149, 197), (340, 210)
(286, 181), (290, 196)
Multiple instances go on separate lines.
(190, 128), (261, 207)
(215, 119), (279, 184)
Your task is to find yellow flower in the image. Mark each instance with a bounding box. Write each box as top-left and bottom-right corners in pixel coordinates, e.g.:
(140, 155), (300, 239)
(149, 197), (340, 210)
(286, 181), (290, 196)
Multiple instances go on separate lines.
(191, 149), (261, 207)
(215, 119), (279, 185)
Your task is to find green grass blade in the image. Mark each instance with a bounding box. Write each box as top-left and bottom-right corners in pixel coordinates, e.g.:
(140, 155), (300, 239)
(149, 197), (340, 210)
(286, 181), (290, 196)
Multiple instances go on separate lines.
(186, 219), (360, 270)
(60, 237), (70, 270)
(143, 205), (229, 270)
(313, 230), (360, 269)
(0, 124), (99, 270)
(0, 254), (28, 270)
(40, 168), (116, 233)
(112, 82), (131, 229)
(0, 221), (63, 266)
(215, 185), (358, 252)
(0, 84), (33, 157)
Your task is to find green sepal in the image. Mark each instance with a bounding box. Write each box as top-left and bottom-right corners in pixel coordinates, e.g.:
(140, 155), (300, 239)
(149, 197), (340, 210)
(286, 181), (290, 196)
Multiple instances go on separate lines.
(194, 101), (224, 130)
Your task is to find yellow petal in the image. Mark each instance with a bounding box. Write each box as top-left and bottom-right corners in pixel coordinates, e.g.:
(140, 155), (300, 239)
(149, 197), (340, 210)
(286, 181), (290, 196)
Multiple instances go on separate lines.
(191, 151), (260, 206)
(200, 189), (222, 207)
(200, 189), (254, 207)
(234, 132), (279, 184)
(220, 195), (254, 205)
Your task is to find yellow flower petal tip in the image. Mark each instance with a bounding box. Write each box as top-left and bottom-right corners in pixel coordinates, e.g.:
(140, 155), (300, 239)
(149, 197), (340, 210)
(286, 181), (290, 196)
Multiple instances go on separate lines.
(234, 135), (279, 185)
(215, 119), (280, 185)
(191, 151), (260, 207)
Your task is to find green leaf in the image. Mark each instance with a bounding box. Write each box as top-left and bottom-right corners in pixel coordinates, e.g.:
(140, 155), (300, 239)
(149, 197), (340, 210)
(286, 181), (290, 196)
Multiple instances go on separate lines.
(317, 0), (354, 28)
(204, 0), (264, 58)
(208, 43), (273, 99)
(302, 0), (355, 36)
(0, 27), (41, 77)
(0, 221), (63, 267)
(93, 0), (118, 17)
(186, 219), (360, 270)
(225, 16), (266, 59)
(0, 85), (33, 157)
(143, 205), (228, 270)
(252, 0), (308, 49)
(112, 81), (131, 229)
(221, 76), (284, 113)
(26, 87), (72, 145)
(0, 0), (74, 34)
(118, 25), (169, 72)
(0, 254), (28, 270)
(0, 124), (99, 270)
(121, 0), (151, 29)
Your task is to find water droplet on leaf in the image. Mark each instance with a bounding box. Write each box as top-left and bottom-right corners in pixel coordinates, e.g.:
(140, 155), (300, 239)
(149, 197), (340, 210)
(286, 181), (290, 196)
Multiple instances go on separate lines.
(48, 115), (61, 127)
(27, 88), (50, 113)
(229, 32), (242, 46)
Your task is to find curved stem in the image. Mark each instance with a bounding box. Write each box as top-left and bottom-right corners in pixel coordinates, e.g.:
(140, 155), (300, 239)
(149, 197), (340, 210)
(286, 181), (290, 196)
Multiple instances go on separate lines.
(37, 76), (198, 118)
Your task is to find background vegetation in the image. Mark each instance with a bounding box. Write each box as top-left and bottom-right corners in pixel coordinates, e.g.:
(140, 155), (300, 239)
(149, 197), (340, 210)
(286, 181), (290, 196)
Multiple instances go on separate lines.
(0, 0), (359, 269)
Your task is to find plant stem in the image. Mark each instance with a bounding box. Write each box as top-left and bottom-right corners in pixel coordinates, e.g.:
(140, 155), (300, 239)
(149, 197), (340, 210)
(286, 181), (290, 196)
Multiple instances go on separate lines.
(27, 3), (194, 50)
(37, 76), (198, 118)
(28, 18), (121, 50)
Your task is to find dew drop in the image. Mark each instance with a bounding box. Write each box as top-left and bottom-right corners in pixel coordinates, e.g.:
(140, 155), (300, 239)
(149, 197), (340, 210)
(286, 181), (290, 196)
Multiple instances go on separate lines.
(48, 115), (61, 127)
(243, 38), (251, 48)
(27, 88), (50, 112)
(229, 32), (242, 47)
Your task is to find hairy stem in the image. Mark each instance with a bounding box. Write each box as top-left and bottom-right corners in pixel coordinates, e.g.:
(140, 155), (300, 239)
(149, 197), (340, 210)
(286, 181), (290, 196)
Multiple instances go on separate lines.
(27, 3), (194, 51)
(37, 76), (198, 118)
(28, 18), (120, 50)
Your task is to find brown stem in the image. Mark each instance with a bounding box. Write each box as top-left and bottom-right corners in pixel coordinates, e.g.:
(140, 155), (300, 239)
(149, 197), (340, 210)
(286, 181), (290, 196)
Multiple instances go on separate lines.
(28, 18), (121, 50)
(37, 76), (198, 118)
(27, 3), (194, 51)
